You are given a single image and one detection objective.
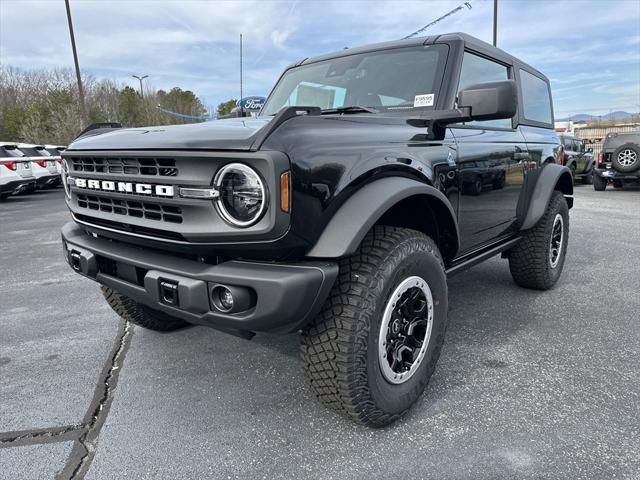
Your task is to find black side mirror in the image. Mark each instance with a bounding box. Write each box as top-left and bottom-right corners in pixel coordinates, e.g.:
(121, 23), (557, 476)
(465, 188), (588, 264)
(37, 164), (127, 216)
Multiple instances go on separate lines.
(457, 80), (518, 122)
(407, 80), (517, 139)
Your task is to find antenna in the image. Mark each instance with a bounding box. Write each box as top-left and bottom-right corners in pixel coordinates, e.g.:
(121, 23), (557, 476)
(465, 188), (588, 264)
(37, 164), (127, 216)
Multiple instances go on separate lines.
(240, 33), (244, 117)
(404, 1), (472, 39)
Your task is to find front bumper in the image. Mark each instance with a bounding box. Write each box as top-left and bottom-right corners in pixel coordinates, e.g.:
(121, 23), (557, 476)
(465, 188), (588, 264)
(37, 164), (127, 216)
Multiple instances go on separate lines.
(61, 222), (338, 335)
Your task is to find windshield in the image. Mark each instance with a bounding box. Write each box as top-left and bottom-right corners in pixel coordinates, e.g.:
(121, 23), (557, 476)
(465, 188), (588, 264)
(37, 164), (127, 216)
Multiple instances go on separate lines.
(261, 45), (448, 116)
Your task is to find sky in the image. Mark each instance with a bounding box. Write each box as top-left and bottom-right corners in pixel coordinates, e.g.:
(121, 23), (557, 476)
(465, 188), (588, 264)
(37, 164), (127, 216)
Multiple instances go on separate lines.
(1, 0), (639, 117)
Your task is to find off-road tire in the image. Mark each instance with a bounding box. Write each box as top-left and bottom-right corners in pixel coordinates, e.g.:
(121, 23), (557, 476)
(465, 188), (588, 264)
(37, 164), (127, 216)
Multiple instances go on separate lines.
(101, 286), (189, 331)
(593, 173), (607, 191)
(508, 191), (569, 290)
(612, 143), (640, 173)
(0, 192), (11, 200)
(581, 173), (593, 185)
(613, 180), (624, 189)
(569, 163), (576, 183)
(300, 226), (448, 427)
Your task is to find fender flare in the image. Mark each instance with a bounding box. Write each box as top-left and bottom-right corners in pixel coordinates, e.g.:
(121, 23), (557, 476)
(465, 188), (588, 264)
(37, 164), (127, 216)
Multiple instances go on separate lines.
(520, 164), (573, 231)
(306, 177), (459, 258)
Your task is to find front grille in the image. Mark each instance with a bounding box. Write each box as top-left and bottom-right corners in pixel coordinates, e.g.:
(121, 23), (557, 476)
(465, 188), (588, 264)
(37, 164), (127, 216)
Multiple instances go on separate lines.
(77, 193), (183, 223)
(71, 157), (178, 176)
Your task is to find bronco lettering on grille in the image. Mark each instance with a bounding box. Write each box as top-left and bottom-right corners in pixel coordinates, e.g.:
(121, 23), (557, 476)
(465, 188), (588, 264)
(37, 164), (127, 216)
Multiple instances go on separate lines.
(73, 178), (174, 197)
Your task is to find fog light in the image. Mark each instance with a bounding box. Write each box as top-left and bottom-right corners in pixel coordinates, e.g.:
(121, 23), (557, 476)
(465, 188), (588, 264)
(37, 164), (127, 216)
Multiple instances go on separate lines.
(209, 284), (255, 314)
(218, 287), (234, 311)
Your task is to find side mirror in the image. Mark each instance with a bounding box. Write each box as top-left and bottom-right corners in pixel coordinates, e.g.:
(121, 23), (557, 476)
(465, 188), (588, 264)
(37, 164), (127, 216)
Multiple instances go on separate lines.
(406, 80), (517, 139)
(457, 80), (518, 122)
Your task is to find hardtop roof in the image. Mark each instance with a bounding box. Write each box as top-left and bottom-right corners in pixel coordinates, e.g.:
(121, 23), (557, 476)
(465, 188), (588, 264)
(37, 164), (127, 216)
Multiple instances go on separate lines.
(299, 32), (548, 81)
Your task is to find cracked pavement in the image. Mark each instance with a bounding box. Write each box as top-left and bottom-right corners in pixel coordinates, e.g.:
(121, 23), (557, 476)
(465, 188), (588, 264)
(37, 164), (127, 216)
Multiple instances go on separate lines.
(1, 186), (639, 479)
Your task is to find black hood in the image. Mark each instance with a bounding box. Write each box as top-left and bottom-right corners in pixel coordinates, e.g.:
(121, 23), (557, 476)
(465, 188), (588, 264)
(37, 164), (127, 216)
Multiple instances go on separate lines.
(68, 117), (273, 151)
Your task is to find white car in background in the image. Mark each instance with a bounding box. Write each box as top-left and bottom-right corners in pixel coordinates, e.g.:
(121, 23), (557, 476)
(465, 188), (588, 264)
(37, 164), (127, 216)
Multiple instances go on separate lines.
(0, 142), (36, 198)
(45, 145), (67, 174)
(18, 144), (61, 188)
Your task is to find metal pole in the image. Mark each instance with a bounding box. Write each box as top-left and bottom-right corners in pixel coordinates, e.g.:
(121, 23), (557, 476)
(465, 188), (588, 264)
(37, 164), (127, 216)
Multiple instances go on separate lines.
(132, 75), (148, 98)
(64, 0), (87, 123)
(240, 34), (244, 117)
(493, 0), (498, 47)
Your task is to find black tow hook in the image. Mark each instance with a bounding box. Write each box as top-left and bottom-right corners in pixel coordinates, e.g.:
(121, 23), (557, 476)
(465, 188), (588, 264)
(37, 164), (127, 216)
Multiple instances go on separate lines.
(160, 280), (179, 306)
(70, 252), (82, 272)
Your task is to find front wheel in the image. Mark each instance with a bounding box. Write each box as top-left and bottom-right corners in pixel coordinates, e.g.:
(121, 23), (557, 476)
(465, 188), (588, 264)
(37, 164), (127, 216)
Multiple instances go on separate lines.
(508, 191), (569, 290)
(300, 226), (448, 427)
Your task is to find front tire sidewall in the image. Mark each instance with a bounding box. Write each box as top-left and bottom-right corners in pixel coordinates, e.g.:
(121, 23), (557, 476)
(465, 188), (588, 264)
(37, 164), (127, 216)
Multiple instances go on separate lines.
(366, 247), (447, 415)
(544, 197), (570, 286)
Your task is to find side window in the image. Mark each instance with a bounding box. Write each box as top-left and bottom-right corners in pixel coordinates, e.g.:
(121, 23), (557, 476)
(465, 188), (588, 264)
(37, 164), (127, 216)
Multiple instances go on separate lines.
(457, 51), (511, 128)
(520, 69), (553, 125)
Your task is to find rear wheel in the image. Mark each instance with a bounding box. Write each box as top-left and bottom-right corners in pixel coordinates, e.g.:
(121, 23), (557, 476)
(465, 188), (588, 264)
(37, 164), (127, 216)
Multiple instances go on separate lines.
(581, 173), (593, 185)
(613, 180), (624, 189)
(508, 191), (569, 290)
(593, 173), (607, 191)
(0, 192), (11, 200)
(300, 226), (448, 427)
(101, 286), (189, 331)
(612, 143), (639, 173)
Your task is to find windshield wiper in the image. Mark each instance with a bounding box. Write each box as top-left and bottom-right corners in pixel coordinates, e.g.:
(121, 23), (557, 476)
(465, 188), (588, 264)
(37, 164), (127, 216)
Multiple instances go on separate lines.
(320, 105), (379, 114)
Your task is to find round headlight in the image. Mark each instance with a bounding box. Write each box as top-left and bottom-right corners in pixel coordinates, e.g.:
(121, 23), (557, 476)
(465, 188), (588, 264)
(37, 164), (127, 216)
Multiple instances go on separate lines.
(61, 159), (71, 199)
(214, 163), (267, 227)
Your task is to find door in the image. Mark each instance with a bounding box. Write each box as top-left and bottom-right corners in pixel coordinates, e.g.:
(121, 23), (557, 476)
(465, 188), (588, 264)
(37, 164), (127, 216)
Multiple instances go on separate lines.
(574, 139), (588, 172)
(450, 51), (527, 253)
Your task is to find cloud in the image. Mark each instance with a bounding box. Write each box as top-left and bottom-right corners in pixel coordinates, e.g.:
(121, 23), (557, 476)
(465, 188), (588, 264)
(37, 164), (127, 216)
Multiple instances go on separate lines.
(1, 0), (639, 115)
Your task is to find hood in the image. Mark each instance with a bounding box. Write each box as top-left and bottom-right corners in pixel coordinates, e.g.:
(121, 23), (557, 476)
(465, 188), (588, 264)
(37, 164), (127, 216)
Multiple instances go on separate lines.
(68, 117), (273, 151)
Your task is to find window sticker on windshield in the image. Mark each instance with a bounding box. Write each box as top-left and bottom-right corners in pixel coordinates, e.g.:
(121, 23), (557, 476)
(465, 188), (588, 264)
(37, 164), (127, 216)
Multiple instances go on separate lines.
(414, 94), (434, 107)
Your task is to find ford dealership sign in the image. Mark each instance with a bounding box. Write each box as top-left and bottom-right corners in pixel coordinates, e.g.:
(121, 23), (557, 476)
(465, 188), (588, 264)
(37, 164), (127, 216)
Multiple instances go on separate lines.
(239, 96), (266, 111)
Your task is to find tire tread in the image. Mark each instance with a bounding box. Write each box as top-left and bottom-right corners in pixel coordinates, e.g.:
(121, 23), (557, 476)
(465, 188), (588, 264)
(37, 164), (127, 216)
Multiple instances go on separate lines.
(300, 226), (445, 427)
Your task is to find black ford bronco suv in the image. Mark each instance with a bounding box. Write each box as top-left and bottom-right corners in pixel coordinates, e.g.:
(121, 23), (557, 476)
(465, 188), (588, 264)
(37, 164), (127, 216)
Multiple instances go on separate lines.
(61, 33), (572, 427)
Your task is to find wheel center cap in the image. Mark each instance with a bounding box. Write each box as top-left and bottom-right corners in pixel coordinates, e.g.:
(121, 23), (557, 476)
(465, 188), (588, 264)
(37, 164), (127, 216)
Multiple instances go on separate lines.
(391, 319), (401, 334)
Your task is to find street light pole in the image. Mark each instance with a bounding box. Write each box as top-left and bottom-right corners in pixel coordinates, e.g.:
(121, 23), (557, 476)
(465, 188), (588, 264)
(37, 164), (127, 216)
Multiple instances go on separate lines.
(132, 75), (149, 98)
(240, 33), (244, 117)
(64, 0), (87, 124)
(493, 0), (498, 47)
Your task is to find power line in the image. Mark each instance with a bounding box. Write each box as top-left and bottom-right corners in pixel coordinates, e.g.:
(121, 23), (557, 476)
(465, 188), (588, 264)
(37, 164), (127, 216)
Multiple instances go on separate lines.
(404, 1), (473, 39)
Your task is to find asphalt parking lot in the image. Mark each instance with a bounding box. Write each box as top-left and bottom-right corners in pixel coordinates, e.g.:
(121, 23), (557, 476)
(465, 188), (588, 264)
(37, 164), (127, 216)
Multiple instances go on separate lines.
(1, 185), (639, 480)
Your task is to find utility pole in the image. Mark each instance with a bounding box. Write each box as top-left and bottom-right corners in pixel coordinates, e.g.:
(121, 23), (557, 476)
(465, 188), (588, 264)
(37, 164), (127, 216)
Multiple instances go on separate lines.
(132, 74), (149, 98)
(64, 0), (87, 124)
(493, 0), (498, 47)
(240, 33), (244, 117)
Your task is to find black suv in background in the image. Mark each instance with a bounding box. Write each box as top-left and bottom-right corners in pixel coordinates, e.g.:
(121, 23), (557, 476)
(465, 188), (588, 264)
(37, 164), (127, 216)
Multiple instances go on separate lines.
(559, 134), (594, 184)
(593, 131), (640, 190)
(61, 33), (572, 427)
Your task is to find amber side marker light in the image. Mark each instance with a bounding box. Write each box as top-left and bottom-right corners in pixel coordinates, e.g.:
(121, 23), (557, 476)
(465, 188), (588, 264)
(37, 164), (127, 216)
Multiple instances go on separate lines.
(280, 171), (291, 213)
